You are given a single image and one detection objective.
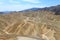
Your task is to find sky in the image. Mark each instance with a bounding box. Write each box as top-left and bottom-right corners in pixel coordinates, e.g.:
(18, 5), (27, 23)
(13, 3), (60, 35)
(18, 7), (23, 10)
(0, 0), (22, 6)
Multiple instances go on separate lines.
(0, 0), (60, 12)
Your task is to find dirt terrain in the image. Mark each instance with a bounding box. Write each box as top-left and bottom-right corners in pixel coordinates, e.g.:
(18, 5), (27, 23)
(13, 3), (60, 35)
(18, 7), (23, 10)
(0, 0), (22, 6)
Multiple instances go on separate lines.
(0, 11), (60, 40)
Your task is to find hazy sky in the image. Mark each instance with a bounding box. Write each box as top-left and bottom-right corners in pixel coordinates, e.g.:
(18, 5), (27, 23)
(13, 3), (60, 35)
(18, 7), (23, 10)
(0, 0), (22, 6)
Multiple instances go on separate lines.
(0, 0), (60, 11)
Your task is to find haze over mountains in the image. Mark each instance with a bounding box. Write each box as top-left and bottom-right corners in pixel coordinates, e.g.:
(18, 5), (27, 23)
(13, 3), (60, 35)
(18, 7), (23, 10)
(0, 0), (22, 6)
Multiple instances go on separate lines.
(0, 5), (60, 15)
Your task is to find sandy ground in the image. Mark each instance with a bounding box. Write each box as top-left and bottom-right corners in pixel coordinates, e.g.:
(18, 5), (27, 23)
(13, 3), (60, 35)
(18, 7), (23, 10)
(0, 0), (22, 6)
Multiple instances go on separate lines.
(17, 36), (38, 40)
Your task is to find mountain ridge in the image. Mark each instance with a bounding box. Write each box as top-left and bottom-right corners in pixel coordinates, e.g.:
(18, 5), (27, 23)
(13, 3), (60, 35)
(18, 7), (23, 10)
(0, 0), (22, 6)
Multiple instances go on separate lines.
(0, 5), (60, 15)
(21, 5), (60, 15)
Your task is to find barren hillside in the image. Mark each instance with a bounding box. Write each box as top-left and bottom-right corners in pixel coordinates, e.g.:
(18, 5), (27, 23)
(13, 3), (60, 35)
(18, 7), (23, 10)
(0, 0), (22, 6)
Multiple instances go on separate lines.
(0, 10), (60, 40)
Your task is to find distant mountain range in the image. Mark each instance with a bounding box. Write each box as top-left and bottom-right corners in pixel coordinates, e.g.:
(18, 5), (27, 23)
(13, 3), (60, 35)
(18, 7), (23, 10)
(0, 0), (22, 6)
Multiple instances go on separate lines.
(0, 12), (4, 14)
(0, 5), (60, 15)
(22, 5), (60, 15)
(42, 5), (60, 15)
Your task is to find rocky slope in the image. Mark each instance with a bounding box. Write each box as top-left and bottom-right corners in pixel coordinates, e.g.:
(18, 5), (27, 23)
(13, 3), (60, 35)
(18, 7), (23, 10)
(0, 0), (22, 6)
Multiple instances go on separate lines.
(0, 10), (60, 40)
